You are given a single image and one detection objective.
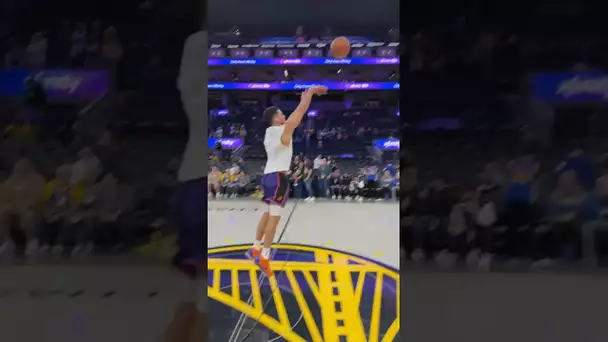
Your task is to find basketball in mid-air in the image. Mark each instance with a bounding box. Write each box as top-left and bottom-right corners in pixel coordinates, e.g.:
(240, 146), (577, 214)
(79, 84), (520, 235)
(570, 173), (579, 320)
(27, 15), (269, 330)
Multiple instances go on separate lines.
(330, 36), (351, 59)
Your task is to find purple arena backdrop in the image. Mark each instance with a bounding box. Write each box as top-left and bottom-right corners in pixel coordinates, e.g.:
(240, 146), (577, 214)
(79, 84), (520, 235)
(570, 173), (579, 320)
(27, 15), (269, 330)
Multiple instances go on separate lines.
(208, 82), (399, 90)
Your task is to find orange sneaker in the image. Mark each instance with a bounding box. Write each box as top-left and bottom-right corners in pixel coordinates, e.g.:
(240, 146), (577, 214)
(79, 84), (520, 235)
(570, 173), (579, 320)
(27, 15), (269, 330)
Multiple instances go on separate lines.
(255, 255), (274, 277)
(245, 247), (260, 260)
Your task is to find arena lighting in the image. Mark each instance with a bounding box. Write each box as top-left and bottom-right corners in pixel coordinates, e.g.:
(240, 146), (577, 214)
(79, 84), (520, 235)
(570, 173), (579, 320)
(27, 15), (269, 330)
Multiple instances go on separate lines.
(216, 109), (229, 116)
(208, 57), (399, 65)
(207, 82), (400, 90)
(396, 111), (400, 116)
(307, 110), (318, 117)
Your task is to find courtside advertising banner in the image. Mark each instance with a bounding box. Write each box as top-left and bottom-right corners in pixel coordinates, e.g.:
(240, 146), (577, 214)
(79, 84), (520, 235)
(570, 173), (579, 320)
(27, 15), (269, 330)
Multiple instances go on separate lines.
(0, 69), (110, 101)
(374, 139), (400, 150)
(532, 72), (608, 102)
(208, 138), (243, 149)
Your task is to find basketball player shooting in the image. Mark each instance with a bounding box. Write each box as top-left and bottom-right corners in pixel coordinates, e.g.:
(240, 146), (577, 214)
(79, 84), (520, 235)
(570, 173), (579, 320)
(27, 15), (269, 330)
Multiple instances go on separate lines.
(246, 85), (328, 277)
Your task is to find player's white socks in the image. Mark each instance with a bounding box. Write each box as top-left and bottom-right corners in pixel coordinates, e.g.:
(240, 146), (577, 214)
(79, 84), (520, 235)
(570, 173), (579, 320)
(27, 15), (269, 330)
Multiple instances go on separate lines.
(253, 240), (261, 249)
(261, 248), (270, 259)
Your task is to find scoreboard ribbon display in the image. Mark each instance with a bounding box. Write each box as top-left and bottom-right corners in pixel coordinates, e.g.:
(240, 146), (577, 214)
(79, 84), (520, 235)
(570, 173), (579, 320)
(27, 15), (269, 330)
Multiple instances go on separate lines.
(208, 57), (399, 65)
(210, 41), (399, 59)
(208, 82), (400, 90)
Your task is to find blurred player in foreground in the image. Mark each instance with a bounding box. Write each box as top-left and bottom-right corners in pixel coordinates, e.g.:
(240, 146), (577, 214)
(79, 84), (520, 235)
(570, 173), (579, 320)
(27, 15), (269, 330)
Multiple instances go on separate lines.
(163, 29), (207, 342)
(246, 85), (328, 276)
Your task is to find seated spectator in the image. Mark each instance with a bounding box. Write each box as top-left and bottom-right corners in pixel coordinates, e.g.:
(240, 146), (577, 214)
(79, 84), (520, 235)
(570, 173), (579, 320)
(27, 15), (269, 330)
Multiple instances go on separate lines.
(71, 147), (101, 185)
(468, 184), (499, 270)
(380, 170), (397, 200)
(91, 172), (135, 251)
(145, 167), (176, 231)
(533, 171), (600, 268)
(364, 166), (380, 200)
(349, 175), (364, 201)
(236, 171), (251, 196)
(40, 164), (85, 255)
(303, 165), (314, 202)
(316, 157), (330, 198)
(96, 130), (123, 174)
(49, 170), (99, 256)
(434, 190), (479, 266)
(229, 163), (240, 175)
(556, 149), (596, 192)
(394, 170), (400, 198)
(383, 162), (397, 177)
(208, 166), (222, 198)
(502, 155), (540, 260)
(0, 158), (45, 259)
(219, 169), (238, 198)
(328, 171), (341, 199)
(291, 162), (304, 199)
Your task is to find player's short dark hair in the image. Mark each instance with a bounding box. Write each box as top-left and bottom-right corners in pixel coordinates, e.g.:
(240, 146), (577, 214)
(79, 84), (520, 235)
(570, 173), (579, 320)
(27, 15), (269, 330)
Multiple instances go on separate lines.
(263, 106), (280, 124)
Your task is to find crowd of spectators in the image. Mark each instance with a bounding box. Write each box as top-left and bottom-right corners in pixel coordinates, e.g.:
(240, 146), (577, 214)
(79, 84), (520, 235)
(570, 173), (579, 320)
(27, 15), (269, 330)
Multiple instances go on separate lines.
(3, 20), (123, 69)
(401, 137), (608, 271)
(0, 131), (181, 262)
(398, 7), (608, 270)
(208, 154), (400, 203)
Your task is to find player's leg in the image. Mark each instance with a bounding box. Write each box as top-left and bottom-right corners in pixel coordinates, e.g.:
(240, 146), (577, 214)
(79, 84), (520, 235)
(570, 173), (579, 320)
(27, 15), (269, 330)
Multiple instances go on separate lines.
(163, 275), (198, 342)
(255, 173), (290, 276)
(257, 205), (282, 276)
(246, 210), (268, 259)
(186, 275), (207, 342)
(164, 272), (207, 342)
(164, 178), (206, 342)
(247, 173), (270, 259)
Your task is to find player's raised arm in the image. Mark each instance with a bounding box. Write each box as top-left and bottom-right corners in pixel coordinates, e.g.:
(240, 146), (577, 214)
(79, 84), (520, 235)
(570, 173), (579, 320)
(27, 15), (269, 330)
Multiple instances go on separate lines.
(281, 86), (327, 146)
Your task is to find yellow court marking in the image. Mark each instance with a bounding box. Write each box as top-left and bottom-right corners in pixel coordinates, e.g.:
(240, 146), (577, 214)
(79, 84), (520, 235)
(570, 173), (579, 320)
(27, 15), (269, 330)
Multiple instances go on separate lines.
(267, 276), (290, 327)
(285, 270), (323, 341)
(209, 287), (306, 342)
(231, 269), (240, 300)
(368, 272), (384, 342)
(208, 244), (400, 341)
(249, 268), (263, 311)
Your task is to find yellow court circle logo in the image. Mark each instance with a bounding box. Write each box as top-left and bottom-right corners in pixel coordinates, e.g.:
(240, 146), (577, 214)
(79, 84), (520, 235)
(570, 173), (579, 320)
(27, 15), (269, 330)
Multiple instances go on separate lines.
(208, 244), (400, 342)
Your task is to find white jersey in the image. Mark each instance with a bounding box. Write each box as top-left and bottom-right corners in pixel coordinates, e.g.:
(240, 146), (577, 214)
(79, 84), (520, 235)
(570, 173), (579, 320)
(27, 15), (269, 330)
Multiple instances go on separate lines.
(177, 30), (207, 182)
(263, 125), (292, 174)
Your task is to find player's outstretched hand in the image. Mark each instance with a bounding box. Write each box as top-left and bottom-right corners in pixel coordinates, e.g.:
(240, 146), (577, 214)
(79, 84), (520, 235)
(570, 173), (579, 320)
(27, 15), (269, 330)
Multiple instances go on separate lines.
(310, 85), (328, 96)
